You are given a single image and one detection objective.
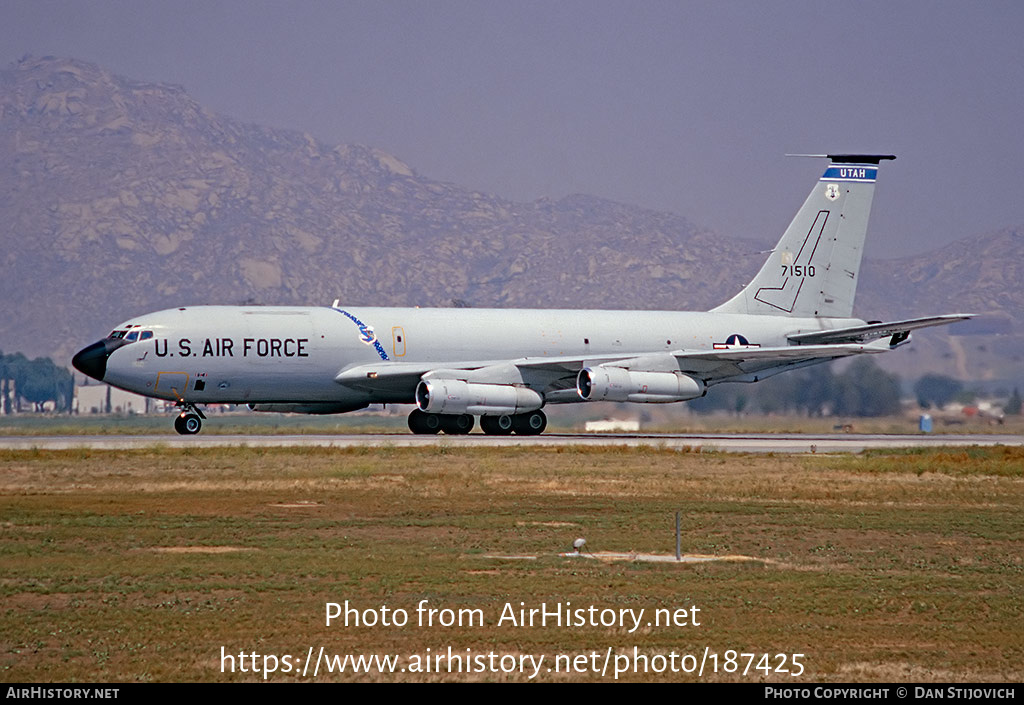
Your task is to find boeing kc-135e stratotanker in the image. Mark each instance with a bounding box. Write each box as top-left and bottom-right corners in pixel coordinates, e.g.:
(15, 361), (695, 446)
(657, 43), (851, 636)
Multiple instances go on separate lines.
(72, 154), (971, 435)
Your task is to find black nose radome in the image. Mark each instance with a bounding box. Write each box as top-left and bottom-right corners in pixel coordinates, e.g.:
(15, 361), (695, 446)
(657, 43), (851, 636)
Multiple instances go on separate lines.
(72, 340), (111, 381)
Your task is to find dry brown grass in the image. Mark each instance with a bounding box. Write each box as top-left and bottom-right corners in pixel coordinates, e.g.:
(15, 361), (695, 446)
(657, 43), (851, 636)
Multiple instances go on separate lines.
(1, 445), (1021, 682)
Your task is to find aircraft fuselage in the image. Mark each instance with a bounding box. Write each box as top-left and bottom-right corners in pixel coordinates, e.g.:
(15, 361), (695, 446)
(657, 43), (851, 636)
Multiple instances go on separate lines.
(87, 305), (859, 406)
(71, 155), (970, 435)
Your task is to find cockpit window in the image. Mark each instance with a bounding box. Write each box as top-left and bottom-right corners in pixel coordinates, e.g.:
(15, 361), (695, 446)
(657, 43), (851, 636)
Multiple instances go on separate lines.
(109, 328), (152, 343)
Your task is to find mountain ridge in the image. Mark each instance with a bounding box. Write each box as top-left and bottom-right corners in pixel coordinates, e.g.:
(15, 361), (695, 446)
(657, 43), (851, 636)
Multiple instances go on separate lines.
(1, 56), (1020, 383)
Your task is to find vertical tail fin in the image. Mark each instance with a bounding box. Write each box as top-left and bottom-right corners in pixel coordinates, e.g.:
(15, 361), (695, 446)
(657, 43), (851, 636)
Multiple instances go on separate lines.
(712, 154), (895, 318)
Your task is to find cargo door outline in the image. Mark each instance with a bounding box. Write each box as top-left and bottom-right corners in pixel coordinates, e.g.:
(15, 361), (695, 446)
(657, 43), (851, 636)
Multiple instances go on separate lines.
(155, 372), (190, 401)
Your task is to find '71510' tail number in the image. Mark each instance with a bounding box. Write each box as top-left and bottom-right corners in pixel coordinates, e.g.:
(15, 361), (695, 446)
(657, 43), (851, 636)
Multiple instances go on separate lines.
(782, 265), (816, 277)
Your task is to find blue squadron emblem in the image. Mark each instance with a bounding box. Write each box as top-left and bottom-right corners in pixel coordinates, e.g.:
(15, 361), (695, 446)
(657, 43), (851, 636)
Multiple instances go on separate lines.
(330, 306), (390, 361)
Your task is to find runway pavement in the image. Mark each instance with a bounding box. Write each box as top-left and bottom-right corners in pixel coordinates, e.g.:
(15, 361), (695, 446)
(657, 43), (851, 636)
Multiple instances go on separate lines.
(1, 432), (1021, 453)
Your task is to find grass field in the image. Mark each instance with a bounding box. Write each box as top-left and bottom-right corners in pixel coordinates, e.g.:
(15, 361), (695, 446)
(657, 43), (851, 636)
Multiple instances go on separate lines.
(1, 444), (1022, 682)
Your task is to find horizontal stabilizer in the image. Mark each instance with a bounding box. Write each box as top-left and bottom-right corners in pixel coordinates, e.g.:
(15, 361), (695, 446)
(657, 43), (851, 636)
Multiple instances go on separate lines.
(787, 314), (974, 346)
(786, 154), (896, 165)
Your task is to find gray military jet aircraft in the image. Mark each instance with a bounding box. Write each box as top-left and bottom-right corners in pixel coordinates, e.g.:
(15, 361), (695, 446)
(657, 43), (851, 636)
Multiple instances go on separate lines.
(72, 154), (970, 435)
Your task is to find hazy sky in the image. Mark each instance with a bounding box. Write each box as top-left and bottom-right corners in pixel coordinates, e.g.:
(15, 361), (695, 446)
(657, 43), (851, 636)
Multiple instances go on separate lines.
(4, 0), (1023, 258)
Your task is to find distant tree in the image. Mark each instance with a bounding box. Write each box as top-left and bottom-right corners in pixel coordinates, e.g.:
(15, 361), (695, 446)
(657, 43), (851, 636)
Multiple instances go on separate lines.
(688, 359), (901, 418)
(793, 364), (837, 416)
(691, 381), (765, 415)
(733, 393), (748, 416)
(833, 358), (902, 417)
(750, 368), (810, 414)
(687, 385), (735, 414)
(0, 352), (74, 412)
(752, 375), (788, 414)
(1006, 388), (1023, 416)
(914, 374), (963, 409)
(0, 349), (8, 415)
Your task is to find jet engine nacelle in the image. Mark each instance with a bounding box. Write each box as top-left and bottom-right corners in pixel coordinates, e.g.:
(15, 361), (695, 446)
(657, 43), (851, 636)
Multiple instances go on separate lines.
(416, 379), (544, 415)
(577, 367), (705, 403)
(248, 402), (369, 415)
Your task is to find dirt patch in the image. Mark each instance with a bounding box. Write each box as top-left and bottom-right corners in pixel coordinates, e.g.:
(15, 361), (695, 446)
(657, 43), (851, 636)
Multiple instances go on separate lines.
(147, 546), (257, 554)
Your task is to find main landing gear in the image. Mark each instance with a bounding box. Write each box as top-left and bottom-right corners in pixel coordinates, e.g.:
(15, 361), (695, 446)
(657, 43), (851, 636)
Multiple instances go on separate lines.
(173, 403), (206, 435)
(408, 409), (547, 436)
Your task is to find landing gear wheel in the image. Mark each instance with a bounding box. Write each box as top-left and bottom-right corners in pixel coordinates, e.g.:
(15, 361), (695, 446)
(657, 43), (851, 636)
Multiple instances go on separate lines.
(440, 413), (474, 435)
(512, 410), (547, 435)
(480, 414), (514, 435)
(174, 413), (202, 435)
(173, 403), (206, 435)
(408, 409), (442, 434)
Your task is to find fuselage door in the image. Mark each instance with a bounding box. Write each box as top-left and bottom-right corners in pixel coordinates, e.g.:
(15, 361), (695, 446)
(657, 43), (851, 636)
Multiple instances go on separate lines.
(392, 326), (406, 357)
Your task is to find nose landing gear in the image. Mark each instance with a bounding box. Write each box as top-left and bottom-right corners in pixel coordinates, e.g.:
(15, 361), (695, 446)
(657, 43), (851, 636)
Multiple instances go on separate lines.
(173, 403), (206, 435)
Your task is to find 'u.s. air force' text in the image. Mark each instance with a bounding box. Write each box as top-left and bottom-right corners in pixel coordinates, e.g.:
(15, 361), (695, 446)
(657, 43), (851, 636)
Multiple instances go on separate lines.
(153, 338), (310, 358)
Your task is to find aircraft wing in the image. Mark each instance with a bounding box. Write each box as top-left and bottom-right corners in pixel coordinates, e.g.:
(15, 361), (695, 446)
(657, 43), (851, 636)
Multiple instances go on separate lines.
(334, 343), (887, 397)
(333, 352), (659, 391)
(665, 342), (885, 384)
(335, 361), (464, 393)
(787, 314), (973, 346)
(514, 344), (883, 383)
